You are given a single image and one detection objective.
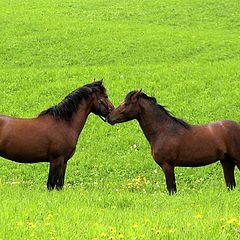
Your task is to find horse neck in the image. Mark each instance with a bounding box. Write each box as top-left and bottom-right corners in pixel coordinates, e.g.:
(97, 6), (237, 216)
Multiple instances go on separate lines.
(137, 100), (173, 144)
(67, 99), (92, 139)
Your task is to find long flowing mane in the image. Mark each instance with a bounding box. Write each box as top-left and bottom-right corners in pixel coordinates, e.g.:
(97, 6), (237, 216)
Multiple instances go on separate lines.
(39, 81), (105, 121)
(126, 91), (190, 129)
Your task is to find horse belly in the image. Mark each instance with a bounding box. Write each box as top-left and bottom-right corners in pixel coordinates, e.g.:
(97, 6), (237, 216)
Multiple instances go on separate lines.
(0, 138), (49, 163)
(176, 156), (218, 167)
(0, 148), (49, 163)
(176, 148), (222, 167)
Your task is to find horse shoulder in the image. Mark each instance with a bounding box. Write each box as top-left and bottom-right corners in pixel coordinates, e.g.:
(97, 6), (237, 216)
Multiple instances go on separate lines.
(151, 134), (182, 165)
(46, 122), (78, 159)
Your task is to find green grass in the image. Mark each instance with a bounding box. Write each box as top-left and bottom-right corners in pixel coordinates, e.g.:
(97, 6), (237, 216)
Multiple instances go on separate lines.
(1, 185), (240, 239)
(1, 0), (240, 239)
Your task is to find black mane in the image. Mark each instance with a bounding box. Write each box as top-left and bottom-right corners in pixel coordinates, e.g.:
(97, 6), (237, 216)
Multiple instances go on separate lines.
(127, 91), (190, 129)
(39, 81), (105, 121)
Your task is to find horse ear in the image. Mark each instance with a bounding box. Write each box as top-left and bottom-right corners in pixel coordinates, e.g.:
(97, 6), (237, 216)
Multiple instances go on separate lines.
(132, 90), (142, 103)
(93, 79), (103, 85)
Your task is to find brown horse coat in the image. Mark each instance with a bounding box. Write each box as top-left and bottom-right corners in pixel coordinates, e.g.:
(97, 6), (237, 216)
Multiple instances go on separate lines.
(0, 81), (114, 189)
(107, 90), (240, 194)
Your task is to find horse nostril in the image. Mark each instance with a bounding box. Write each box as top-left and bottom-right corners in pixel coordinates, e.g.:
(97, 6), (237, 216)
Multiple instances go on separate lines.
(106, 115), (110, 122)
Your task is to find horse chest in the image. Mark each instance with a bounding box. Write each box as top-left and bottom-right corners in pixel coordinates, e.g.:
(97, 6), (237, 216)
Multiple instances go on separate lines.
(66, 147), (76, 160)
(151, 141), (178, 164)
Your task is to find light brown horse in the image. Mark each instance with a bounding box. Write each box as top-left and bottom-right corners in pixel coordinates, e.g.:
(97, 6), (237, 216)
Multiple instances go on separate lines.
(0, 80), (114, 190)
(107, 90), (240, 194)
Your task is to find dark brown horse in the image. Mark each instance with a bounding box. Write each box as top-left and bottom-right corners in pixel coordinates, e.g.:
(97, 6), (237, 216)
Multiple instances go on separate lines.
(107, 90), (240, 194)
(0, 80), (114, 190)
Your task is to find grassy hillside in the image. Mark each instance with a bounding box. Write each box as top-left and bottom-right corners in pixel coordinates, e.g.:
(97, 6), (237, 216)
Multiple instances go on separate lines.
(0, 0), (240, 239)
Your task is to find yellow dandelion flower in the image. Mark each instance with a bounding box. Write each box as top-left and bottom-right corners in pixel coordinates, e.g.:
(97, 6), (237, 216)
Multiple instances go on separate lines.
(46, 213), (53, 220)
(100, 232), (107, 237)
(168, 228), (176, 233)
(27, 222), (36, 228)
(16, 221), (24, 226)
(109, 236), (115, 240)
(132, 224), (139, 229)
(144, 219), (150, 225)
(195, 214), (203, 219)
(110, 227), (116, 233)
(155, 230), (160, 234)
(118, 233), (124, 239)
(226, 218), (236, 224)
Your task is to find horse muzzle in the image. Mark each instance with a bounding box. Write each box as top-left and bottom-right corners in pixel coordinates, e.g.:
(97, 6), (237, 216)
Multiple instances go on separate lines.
(106, 114), (116, 125)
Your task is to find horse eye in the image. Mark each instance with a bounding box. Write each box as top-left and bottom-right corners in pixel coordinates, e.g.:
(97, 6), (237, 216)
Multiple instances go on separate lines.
(105, 96), (108, 99)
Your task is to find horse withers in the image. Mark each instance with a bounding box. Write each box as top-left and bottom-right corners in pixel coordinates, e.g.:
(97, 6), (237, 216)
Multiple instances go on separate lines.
(107, 90), (240, 194)
(0, 80), (114, 190)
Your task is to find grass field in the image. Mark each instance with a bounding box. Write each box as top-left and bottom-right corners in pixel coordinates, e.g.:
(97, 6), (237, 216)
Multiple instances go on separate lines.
(1, 0), (240, 239)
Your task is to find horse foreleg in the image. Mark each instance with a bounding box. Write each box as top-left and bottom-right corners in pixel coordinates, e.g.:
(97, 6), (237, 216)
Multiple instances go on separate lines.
(161, 163), (177, 195)
(56, 161), (68, 190)
(220, 157), (236, 190)
(47, 156), (65, 190)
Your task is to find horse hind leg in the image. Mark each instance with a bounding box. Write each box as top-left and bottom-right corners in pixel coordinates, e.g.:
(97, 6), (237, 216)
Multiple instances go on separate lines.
(227, 146), (240, 170)
(220, 156), (236, 190)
